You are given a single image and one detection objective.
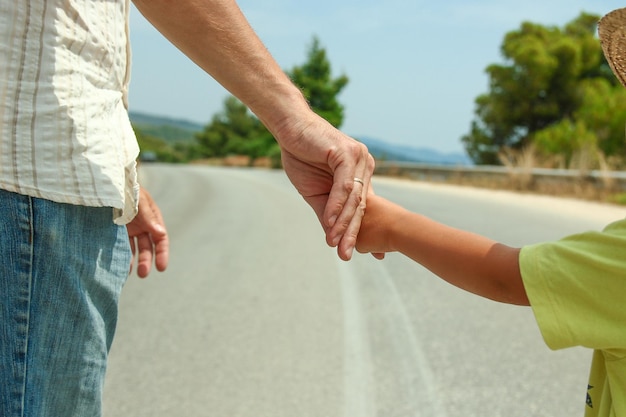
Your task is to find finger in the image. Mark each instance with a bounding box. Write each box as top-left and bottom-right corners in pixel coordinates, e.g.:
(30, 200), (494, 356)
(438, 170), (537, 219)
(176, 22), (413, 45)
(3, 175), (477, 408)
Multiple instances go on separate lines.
(324, 146), (371, 246)
(153, 232), (170, 272)
(322, 140), (366, 226)
(332, 157), (374, 257)
(371, 252), (385, 260)
(129, 236), (136, 275)
(135, 233), (154, 278)
(147, 202), (168, 271)
(139, 187), (169, 273)
(335, 187), (366, 260)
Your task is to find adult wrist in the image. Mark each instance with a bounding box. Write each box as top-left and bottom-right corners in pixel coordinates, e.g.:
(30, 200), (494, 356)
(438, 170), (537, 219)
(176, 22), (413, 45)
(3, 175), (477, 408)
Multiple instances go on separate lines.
(251, 83), (313, 141)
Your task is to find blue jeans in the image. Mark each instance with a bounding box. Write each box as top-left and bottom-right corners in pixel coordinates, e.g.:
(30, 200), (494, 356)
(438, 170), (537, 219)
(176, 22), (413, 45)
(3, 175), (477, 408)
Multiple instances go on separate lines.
(0, 189), (131, 417)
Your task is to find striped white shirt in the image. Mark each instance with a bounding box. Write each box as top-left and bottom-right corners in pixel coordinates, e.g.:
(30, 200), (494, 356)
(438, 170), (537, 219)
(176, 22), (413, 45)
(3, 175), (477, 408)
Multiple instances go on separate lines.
(0, 0), (139, 224)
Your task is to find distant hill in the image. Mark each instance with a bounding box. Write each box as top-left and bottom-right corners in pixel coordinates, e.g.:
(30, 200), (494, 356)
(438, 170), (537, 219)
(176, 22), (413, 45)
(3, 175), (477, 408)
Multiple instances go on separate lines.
(129, 111), (205, 144)
(129, 111), (205, 132)
(128, 111), (470, 165)
(358, 137), (471, 166)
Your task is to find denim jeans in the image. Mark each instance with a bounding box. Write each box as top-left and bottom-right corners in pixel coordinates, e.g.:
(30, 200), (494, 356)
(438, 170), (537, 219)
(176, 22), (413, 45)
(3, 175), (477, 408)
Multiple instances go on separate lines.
(0, 189), (131, 417)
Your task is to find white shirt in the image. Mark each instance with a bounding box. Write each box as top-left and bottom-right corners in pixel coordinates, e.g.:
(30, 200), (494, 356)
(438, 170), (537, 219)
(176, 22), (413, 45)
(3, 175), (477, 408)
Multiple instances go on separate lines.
(0, 0), (139, 224)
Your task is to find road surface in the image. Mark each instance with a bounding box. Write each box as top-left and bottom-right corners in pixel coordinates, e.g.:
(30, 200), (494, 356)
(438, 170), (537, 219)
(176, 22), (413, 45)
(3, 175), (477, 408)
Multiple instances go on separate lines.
(103, 164), (624, 417)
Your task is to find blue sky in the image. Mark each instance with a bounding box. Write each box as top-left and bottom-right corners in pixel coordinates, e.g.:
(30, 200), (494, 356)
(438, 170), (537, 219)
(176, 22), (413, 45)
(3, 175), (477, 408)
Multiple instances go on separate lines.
(128, 0), (621, 154)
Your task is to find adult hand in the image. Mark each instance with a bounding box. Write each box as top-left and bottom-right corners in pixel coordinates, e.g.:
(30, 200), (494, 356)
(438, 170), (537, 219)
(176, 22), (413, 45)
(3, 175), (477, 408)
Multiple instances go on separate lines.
(132, 0), (374, 260)
(127, 187), (170, 278)
(277, 113), (375, 261)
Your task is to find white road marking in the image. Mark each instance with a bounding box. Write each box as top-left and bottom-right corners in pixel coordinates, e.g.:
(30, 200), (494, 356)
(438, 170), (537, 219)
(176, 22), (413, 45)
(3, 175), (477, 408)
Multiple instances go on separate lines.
(338, 256), (448, 417)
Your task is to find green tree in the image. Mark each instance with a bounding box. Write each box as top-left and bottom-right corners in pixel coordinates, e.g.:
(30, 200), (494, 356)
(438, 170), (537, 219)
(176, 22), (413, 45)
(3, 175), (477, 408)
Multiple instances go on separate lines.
(134, 126), (187, 163)
(288, 36), (349, 128)
(195, 96), (265, 158)
(194, 36), (348, 167)
(462, 12), (625, 166)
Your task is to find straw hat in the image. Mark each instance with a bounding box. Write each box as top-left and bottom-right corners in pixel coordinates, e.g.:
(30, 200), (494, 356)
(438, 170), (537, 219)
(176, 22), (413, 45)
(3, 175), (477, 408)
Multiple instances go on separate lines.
(599, 7), (626, 88)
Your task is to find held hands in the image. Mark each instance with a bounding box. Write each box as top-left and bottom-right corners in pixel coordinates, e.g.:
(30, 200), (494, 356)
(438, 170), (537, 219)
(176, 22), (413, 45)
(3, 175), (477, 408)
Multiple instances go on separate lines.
(276, 113), (375, 261)
(355, 194), (402, 260)
(126, 187), (170, 278)
(131, 0), (373, 261)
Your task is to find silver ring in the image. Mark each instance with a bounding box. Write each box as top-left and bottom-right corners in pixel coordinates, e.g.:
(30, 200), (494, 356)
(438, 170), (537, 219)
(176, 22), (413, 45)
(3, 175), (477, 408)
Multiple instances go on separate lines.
(353, 177), (364, 185)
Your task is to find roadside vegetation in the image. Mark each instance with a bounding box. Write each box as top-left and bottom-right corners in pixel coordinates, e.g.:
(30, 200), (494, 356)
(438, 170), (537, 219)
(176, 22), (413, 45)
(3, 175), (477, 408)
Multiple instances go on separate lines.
(462, 12), (626, 172)
(134, 13), (626, 203)
(134, 36), (347, 168)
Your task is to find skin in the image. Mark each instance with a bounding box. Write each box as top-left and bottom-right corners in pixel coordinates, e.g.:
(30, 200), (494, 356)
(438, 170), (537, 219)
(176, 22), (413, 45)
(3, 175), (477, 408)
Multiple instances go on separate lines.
(127, 187), (170, 278)
(130, 0), (375, 270)
(356, 194), (530, 306)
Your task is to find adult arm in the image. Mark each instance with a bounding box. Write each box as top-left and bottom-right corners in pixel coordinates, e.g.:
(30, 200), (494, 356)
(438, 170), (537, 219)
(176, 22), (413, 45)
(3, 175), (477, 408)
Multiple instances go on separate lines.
(356, 195), (529, 305)
(131, 0), (374, 260)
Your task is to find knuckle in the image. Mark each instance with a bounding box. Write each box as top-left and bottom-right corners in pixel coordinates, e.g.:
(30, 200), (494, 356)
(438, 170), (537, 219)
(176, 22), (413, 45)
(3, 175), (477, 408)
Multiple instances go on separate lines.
(367, 153), (376, 171)
(357, 198), (366, 214)
(343, 177), (355, 194)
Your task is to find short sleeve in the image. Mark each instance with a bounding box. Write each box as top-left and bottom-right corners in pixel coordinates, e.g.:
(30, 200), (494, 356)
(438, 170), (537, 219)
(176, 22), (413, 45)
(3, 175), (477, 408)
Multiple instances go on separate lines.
(519, 218), (626, 351)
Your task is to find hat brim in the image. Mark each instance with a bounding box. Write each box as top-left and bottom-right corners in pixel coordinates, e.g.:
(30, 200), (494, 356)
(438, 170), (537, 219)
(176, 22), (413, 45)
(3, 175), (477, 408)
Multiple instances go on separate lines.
(599, 8), (626, 89)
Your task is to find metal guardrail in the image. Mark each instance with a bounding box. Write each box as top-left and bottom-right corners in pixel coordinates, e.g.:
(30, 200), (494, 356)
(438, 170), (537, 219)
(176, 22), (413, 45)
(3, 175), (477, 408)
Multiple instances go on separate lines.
(374, 161), (626, 192)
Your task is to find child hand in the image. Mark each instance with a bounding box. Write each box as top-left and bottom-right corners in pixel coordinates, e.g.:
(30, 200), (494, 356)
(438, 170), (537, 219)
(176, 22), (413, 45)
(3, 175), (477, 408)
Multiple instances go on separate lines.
(356, 194), (398, 257)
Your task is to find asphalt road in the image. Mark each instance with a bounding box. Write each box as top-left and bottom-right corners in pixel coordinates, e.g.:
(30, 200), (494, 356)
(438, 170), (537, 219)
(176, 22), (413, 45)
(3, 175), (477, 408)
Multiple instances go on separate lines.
(103, 164), (624, 417)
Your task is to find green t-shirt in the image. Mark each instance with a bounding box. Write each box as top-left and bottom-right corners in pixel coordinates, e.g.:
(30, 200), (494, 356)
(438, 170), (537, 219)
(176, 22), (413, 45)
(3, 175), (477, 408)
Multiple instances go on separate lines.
(520, 217), (626, 417)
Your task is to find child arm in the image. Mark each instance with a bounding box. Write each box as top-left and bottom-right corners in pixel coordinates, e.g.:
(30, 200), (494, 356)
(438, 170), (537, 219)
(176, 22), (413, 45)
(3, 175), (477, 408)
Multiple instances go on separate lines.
(356, 195), (529, 306)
